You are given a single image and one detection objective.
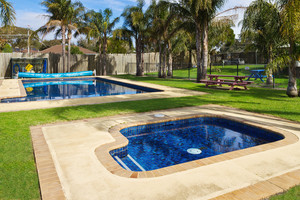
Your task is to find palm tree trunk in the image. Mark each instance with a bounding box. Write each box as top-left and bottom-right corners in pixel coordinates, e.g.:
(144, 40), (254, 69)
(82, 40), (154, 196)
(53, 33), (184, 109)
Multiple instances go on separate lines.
(201, 19), (208, 80)
(136, 36), (143, 76)
(167, 40), (172, 77)
(162, 44), (166, 78)
(287, 40), (298, 97)
(103, 35), (107, 75)
(141, 44), (144, 76)
(195, 24), (202, 82)
(62, 25), (66, 73)
(266, 46), (273, 85)
(188, 48), (192, 69)
(98, 38), (102, 75)
(158, 40), (162, 78)
(67, 31), (72, 73)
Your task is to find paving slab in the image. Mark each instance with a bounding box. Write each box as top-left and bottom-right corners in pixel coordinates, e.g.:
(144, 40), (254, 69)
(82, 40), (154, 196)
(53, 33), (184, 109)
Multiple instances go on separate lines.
(0, 79), (26, 99)
(31, 105), (300, 200)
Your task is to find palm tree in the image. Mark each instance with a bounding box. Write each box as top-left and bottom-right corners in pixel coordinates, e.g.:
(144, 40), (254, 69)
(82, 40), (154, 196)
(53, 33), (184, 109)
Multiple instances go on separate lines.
(150, 1), (181, 78)
(41, 0), (74, 73)
(170, 0), (226, 82)
(121, 0), (149, 76)
(81, 9), (118, 75)
(83, 10), (104, 58)
(65, 1), (84, 72)
(241, 0), (281, 85)
(277, 0), (300, 97)
(0, 0), (15, 26)
(101, 9), (119, 75)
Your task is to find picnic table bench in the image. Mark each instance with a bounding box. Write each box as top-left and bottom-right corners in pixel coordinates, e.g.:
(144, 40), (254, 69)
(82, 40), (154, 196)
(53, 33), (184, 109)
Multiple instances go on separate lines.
(200, 74), (253, 90)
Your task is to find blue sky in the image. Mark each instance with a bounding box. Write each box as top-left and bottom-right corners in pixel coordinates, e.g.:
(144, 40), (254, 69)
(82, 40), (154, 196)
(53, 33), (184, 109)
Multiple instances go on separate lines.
(11, 0), (254, 41)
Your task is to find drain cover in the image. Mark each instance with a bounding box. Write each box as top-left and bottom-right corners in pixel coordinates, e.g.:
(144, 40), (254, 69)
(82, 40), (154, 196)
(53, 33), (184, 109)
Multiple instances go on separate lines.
(187, 148), (202, 154)
(154, 114), (165, 118)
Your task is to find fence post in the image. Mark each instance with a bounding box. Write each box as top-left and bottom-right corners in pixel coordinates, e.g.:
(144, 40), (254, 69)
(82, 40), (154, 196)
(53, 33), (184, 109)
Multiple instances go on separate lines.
(237, 63), (239, 76)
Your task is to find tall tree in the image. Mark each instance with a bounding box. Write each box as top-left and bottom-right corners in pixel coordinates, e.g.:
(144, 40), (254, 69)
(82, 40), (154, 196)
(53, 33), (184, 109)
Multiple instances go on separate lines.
(65, 1), (84, 72)
(120, 0), (149, 76)
(41, 0), (73, 73)
(0, 0), (15, 26)
(241, 0), (281, 85)
(170, 0), (226, 82)
(81, 9), (118, 75)
(150, 0), (180, 78)
(83, 10), (104, 59)
(277, 0), (300, 97)
(101, 9), (119, 75)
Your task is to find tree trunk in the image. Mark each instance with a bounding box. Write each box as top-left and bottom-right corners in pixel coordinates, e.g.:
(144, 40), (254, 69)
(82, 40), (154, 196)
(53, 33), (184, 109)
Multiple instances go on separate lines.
(195, 24), (202, 82)
(201, 18), (208, 80)
(266, 46), (273, 85)
(98, 38), (102, 75)
(136, 36), (143, 76)
(61, 25), (66, 73)
(158, 40), (162, 78)
(287, 40), (298, 97)
(162, 44), (166, 78)
(103, 34), (107, 76)
(141, 40), (144, 76)
(189, 48), (192, 68)
(167, 40), (172, 77)
(67, 30), (72, 73)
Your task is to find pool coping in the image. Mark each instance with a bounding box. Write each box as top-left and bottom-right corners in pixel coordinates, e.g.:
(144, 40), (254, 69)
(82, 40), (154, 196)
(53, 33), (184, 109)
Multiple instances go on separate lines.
(0, 76), (206, 112)
(30, 105), (300, 200)
(0, 79), (27, 100)
(95, 114), (298, 178)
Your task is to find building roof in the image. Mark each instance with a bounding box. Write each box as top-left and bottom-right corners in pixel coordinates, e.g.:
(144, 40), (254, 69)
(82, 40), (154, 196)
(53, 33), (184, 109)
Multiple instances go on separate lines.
(21, 49), (39, 53)
(40, 45), (97, 55)
(13, 48), (39, 53)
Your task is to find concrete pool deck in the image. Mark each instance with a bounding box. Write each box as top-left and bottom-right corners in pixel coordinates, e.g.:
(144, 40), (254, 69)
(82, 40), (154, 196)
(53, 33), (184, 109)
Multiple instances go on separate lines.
(0, 79), (26, 100)
(0, 76), (206, 112)
(30, 105), (300, 200)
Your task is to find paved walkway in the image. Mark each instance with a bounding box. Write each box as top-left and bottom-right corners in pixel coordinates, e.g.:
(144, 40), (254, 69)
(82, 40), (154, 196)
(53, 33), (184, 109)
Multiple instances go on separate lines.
(0, 79), (26, 100)
(0, 76), (206, 112)
(31, 105), (300, 200)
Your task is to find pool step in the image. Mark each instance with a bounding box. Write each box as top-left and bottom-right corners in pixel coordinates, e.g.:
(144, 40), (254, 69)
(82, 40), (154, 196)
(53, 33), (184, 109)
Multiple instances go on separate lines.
(128, 155), (146, 171)
(115, 154), (146, 172)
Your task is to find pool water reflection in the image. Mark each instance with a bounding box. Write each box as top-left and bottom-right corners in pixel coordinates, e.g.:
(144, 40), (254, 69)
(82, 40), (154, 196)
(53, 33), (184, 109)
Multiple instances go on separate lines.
(1, 78), (158, 103)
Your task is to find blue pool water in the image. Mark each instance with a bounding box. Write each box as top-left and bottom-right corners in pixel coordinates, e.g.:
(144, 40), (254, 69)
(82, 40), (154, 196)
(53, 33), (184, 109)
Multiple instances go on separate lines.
(110, 117), (284, 171)
(1, 78), (160, 103)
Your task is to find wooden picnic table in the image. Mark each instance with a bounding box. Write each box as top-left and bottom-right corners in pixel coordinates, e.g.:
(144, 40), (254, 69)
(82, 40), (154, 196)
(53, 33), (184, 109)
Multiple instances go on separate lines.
(200, 74), (253, 90)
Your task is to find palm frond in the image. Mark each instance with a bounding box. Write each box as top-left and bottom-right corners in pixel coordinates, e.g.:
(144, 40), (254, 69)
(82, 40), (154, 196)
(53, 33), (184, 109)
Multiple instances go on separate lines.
(0, 0), (16, 26)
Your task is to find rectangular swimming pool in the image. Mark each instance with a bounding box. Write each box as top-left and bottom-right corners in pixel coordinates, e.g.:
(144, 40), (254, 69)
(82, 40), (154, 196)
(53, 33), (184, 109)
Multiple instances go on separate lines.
(1, 77), (161, 103)
(110, 117), (284, 171)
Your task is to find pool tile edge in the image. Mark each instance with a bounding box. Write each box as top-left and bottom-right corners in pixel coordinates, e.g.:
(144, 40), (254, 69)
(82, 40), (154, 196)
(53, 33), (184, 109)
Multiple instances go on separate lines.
(30, 126), (66, 200)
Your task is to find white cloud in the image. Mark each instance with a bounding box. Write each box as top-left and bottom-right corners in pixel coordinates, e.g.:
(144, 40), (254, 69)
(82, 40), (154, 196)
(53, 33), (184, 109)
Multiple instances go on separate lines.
(15, 10), (48, 30)
(15, 10), (61, 41)
(219, 0), (255, 38)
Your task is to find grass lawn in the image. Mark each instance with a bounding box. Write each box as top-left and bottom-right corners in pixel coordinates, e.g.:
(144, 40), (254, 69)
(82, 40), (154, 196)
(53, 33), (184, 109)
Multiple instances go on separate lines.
(1, 75), (300, 199)
(146, 64), (290, 88)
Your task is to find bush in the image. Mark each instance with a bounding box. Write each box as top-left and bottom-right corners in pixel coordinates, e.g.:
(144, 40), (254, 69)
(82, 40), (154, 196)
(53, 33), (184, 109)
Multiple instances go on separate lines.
(2, 43), (13, 53)
(66, 46), (83, 54)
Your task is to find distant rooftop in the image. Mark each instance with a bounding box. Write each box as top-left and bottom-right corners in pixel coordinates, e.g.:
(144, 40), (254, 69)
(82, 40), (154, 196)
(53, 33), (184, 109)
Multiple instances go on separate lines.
(40, 45), (97, 55)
